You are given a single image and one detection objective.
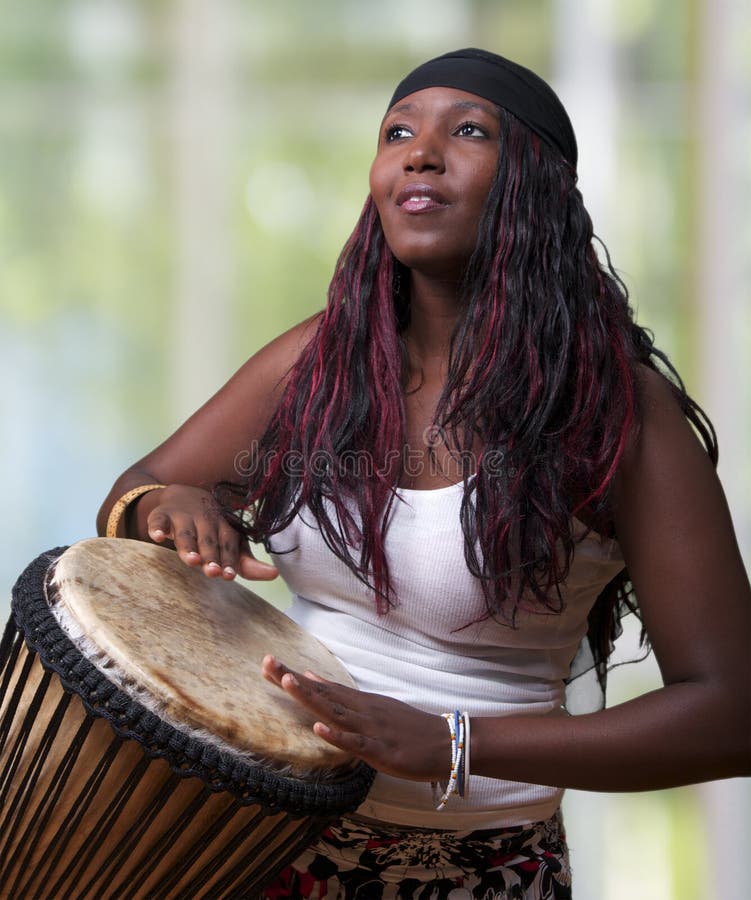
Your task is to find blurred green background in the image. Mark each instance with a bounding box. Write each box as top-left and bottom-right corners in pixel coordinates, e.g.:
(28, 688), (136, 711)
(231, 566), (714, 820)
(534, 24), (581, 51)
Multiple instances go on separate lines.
(1, 1), (749, 897)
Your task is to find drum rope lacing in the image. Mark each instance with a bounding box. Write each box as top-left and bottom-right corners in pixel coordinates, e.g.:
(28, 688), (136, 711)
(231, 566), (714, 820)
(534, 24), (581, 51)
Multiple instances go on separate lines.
(6, 548), (375, 818)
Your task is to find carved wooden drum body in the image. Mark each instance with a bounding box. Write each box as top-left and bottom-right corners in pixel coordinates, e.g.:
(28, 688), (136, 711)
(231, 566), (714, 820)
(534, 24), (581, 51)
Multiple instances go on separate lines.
(0, 540), (373, 899)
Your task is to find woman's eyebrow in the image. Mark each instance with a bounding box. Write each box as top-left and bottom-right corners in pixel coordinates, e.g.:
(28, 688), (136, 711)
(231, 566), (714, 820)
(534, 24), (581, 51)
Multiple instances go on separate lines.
(387, 100), (494, 116)
(380, 98), (498, 130)
(452, 99), (498, 118)
(385, 102), (414, 117)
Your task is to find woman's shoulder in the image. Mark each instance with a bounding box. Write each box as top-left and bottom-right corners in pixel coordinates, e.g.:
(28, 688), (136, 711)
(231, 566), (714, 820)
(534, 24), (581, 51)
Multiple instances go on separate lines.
(129, 313), (324, 487)
(612, 361), (732, 572)
(635, 362), (684, 413)
(623, 362), (706, 468)
(210, 312), (322, 419)
(234, 312), (322, 391)
(611, 362), (716, 530)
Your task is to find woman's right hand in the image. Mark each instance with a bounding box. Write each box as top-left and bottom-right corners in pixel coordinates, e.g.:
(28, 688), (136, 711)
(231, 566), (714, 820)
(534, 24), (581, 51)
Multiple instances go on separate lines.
(145, 484), (279, 582)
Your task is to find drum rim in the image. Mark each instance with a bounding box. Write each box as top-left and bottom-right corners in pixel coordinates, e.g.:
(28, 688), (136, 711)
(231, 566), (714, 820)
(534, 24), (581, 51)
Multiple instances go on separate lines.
(10, 547), (375, 818)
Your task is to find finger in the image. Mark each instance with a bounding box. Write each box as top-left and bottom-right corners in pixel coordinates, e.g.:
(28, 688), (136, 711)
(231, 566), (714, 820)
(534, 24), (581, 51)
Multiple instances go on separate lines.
(168, 515), (203, 567)
(261, 654), (286, 685)
(147, 510), (173, 543)
(313, 722), (411, 776)
(277, 671), (369, 736)
(263, 658), (356, 731)
(262, 655), (302, 688)
(238, 551), (279, 581)
(216, 523), (245, 579)
(303, 670), (335, 685)
(278, 663), (357, 707)
(313, 722), (379, 761)
(192, 521), (223, 576)
(193, 513), (240, 578)
(280, 671), (337, 719)
(263, 658), (355, 719)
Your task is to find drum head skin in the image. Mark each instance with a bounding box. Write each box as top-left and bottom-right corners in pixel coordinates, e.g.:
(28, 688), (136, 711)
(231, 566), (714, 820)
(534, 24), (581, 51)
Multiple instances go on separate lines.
(49, 538), (355, 773)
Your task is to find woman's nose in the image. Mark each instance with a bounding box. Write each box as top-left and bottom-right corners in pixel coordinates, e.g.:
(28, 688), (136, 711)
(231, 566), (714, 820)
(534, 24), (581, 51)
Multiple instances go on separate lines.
(404, 132), (445, 173)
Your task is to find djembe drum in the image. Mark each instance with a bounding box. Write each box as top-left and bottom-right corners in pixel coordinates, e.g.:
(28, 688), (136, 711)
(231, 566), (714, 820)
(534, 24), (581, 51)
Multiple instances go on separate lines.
(0, 540), (374, 899)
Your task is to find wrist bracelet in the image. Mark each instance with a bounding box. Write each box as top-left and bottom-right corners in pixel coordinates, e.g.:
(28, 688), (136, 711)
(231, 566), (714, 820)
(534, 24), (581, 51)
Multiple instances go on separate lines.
(432, 710), (467, 811)
(461, 710), (471, 799)
(105, 484), (166, 538)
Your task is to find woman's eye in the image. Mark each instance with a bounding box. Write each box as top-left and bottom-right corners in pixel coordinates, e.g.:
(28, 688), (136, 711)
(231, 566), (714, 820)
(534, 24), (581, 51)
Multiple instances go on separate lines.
(455, 122), (488, 138)
(385, 124), (413, 142)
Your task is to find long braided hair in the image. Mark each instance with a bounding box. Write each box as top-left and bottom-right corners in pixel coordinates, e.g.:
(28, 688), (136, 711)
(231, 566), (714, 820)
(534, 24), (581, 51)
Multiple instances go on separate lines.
(225, 106), (716, 692)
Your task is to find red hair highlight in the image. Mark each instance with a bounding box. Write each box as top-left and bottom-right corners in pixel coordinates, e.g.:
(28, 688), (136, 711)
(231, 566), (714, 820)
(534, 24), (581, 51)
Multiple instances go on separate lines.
(224, 106), (717, 689)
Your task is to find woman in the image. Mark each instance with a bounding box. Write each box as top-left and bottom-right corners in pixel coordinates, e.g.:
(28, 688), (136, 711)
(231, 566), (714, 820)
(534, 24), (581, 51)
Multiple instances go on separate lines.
(98, 49), (750, 899)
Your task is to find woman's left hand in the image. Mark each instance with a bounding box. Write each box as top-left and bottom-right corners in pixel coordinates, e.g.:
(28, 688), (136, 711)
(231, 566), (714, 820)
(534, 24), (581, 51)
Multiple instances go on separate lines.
(262, 655), (447, 782)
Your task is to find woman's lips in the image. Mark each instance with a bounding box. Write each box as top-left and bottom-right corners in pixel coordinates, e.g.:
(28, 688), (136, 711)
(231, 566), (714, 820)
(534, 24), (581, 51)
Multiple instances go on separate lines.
(395, 183), (449, 213)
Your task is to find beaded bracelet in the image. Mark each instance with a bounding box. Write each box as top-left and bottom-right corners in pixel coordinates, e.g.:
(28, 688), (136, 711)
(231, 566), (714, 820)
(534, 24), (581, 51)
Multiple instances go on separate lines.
(105, 484), (166, 538)
(432, 710), (470, 810)
(462, 710), (471, 799)
(455, 710), (465, 797)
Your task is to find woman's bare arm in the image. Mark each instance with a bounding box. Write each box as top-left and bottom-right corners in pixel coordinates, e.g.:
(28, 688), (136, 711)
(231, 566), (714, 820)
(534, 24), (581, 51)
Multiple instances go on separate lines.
(466, 365), (751, 789)
(96, 315), (319, 580)
(263, 366), (751, 790)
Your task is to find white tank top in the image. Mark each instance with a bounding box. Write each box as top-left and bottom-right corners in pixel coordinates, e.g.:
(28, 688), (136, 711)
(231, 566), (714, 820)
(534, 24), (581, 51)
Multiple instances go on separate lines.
(269, 480), (625, 829)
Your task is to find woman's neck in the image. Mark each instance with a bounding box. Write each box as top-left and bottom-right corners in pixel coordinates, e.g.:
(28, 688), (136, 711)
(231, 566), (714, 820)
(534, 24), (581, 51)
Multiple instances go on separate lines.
(405, 272), (462, 366)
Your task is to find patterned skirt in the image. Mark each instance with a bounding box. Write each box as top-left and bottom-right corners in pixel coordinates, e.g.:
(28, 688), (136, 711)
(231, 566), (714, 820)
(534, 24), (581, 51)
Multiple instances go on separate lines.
(261, 809), (571, 899)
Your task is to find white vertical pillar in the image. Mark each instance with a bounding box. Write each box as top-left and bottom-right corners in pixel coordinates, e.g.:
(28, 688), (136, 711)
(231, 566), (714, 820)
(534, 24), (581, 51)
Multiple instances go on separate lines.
(695, 1), (751, 896)
(552, 0), (618, 240)
(552, 6), (618, 897)
(168, 0), (236, 423)
(696, 0), (750, 547)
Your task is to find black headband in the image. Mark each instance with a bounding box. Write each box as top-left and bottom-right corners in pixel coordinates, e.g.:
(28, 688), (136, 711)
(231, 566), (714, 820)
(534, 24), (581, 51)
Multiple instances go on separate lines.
(388, 48), (577, 169)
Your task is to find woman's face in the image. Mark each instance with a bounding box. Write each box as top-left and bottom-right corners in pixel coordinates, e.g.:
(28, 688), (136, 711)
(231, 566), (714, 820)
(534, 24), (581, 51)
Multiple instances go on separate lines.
(369, 86), (500, 281)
